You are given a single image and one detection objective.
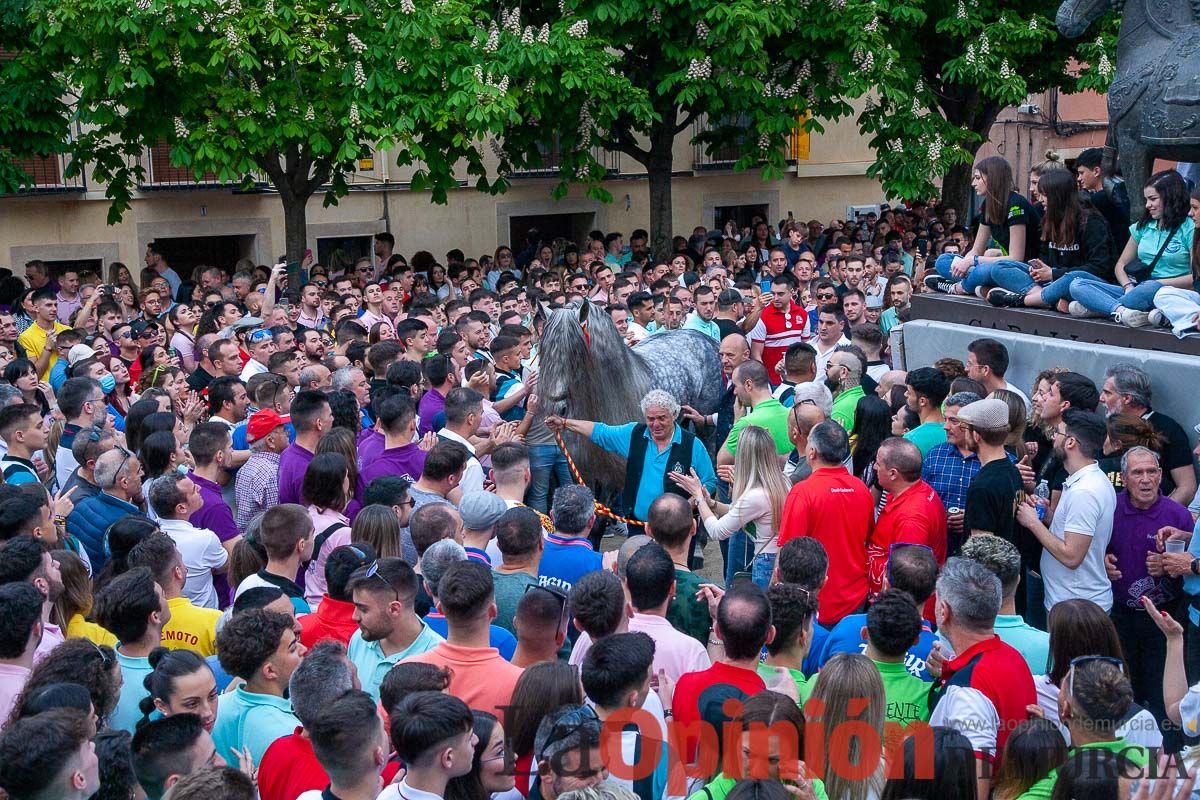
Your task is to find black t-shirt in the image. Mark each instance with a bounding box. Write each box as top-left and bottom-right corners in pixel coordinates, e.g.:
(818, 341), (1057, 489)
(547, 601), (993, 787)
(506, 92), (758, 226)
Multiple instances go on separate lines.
(1147, 411), (1194, 475)
(965, 458), (1038, 567)
(715, 318), (742, 341)
(187, 365), (214, 392)
(1040, 211), (1115, 283)
(979, 191), (1041, 262)
(1087, 181), (1132, 252)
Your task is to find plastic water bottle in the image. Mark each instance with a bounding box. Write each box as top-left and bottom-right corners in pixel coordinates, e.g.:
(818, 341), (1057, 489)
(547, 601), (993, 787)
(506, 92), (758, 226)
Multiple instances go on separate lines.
(1034, 480), (1050, 521)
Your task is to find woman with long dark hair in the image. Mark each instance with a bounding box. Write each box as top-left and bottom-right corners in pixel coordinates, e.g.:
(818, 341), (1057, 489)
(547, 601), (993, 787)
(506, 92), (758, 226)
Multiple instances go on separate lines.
(983, 168), (1116, 309)
(1149, 182), (1200, 335)
(4, 357), (52, 416)
(444, 711), (516, 800)
(1067, 169), (1194, 326)
(850, 394), (893, 484)
(301, 451), (353, 609)
(929, 155), (1041, 296)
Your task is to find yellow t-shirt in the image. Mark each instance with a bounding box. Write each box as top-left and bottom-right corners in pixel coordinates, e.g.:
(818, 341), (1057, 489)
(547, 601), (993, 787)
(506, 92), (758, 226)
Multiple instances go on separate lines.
(66, 613), (119, 648)
(162, 596), (222, 657)
(17, 322), (70, 380)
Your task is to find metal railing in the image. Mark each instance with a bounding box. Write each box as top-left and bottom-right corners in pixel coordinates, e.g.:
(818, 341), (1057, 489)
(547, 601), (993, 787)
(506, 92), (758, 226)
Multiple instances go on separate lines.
(508, 140), (620, 177)
(1, 152), (87, 194)
(692, 116), (809, 169)
(134, 143), (248, 189)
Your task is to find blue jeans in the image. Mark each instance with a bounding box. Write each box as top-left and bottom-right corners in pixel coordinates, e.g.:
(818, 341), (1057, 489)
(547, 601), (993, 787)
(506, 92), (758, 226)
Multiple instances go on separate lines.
(1038, 270), (1099, 306)
(934, 253), (1000, 293)
(989, 260), (1037, 293)
(1070, 278), (1162, 315)
(528, 444), (572, 512)
(750, 552), (776, 590)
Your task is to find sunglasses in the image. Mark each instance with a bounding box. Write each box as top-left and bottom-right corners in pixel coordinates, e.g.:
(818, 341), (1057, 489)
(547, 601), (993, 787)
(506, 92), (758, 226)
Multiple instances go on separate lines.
(525, 583), (568, 624)
(537, 707), (599, 759)
(246, 329), (274, 344)
(364, 559), (401, 600)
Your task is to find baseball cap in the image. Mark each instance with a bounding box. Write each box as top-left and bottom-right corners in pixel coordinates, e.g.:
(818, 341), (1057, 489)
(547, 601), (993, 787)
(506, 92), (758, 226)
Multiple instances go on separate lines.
(246, 408), (286, 442)
(67, 343), (96, 367)
(130, 320), (159, 339)
(957, 398), (1010, 432)
(458, 491), (508, 531)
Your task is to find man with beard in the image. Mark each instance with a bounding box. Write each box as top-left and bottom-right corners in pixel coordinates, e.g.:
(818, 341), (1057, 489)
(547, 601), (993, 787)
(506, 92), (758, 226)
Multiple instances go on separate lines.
(0, 535), (65, 664)
(879, 275), (912, 335)
(298, 328), (326, 365)
(826, 348), (867, 435)
(959, 399), (1028, 555)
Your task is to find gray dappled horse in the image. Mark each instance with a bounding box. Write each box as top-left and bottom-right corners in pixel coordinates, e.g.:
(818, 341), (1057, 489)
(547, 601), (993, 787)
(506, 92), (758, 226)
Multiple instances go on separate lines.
(1058, 0), (1200, 201)
(538, 299), (723, 491)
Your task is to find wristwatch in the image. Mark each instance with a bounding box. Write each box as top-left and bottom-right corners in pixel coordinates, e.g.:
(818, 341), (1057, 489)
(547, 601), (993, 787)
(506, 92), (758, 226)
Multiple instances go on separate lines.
(1190, 558), (1199, 576)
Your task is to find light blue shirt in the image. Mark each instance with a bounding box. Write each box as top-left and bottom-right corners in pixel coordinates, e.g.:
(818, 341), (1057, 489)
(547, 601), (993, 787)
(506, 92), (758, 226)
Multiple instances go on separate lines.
(347, 622), (444, 701)
(110, 649), (153, 733)
(994, 614), (1050, 675)
(682, 314), (720, 341)
(1131, 216), (1195, 279)
(211, 686), (300, 767)
(1183, 516), (1200, 627)
(590, 422), (717, 520)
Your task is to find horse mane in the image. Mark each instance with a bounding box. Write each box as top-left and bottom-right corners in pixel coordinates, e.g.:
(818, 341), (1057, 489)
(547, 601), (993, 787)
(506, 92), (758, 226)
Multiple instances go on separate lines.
(538, 299), (653, 488)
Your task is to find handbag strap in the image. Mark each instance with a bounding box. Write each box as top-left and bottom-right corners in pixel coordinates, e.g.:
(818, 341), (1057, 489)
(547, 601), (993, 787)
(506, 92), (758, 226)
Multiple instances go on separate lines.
(1147, 223), (1182, 272)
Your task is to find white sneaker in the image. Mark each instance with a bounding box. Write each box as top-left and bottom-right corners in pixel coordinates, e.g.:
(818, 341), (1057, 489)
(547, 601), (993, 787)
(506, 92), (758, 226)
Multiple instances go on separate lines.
(1114, 307), (1152, 327)
(974, 286), (989, 300)
(1068, 301), (1105, 318)
(1148, 309), (1168, 327)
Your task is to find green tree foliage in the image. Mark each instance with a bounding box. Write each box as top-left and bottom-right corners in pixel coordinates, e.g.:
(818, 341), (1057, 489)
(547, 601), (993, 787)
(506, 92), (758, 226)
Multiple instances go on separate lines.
(25, 0), (643, 261)
(851, 0), (1116, 212)
(505, 0), (887, 256)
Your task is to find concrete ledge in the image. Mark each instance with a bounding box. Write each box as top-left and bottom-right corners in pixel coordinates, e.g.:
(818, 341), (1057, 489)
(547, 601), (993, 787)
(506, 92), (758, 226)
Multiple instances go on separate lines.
(909, 293), (1200, 357)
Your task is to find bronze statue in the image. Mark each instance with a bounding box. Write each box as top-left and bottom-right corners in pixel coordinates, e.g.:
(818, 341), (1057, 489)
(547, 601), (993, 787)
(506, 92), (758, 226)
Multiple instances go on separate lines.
(1057, 0), (1200, 200)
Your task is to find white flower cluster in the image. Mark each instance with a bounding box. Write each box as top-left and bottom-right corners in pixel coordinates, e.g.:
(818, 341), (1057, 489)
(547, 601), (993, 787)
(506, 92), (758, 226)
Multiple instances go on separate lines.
(474, 64), (484, 82)
(695, 21), (709, 38)
(501, 8), (521, 33)
(999, 58), (1011, 79)
(46, 9), (56, 25)
(650, 8), (661, 22)
(830, 0), (845, 10)
(567, 19), (588, 37)
(225, 26), (241, 48)
(861, 50), (874, 70)
(757, 133), (770, 149)
(955, 0), (966, 19)
(401, 0), (415, 12)
(865, 16), (878, 32)
(1029, 17), (1038, 31)
(1097, 50), (1112, 77)
(979, 32), (989, 54)
(888, 139), (902, 153)
(396, 57), (409, 71)
(265, 0), (274, 14)
(349, 102), (361, 124)
(806, 85), (816, 104)
(965, 42), (976, 64)
(348, 33), (366, 53)
(798, 60), (811, 80)
(519, 25), (533, 43)
(267, 101), (276, 115)
(118, 47), (131, 65)
(686, 56), (711, 79)
(914, 77), (925, 94)
(228, 0), (242, 15)
(305, 104), (315, 120)
(354, 61), (366, 86)
(174, 117), (188, 137)
(171, 48), (183, 67)
(136, 0), (151, 11)
(537, 23), (549, 42)
(928, 136), (943, 162)
(485, 25), (499, 51)
(911, 97), (921, 114)
(430, 34), (440, 47)
(575, 164), (590, 179)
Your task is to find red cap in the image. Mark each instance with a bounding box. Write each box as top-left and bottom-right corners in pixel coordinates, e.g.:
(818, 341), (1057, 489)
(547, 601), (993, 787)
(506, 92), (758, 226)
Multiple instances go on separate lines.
(246, 409), (286, 442)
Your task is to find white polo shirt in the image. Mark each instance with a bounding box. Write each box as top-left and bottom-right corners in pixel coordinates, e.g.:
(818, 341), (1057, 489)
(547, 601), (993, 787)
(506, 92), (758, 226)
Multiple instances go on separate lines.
(1041, 462), (1116, 611)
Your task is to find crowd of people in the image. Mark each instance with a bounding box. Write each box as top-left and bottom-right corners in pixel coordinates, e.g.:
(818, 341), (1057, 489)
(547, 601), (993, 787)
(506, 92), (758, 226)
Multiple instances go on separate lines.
(0, 154), (1199, 800)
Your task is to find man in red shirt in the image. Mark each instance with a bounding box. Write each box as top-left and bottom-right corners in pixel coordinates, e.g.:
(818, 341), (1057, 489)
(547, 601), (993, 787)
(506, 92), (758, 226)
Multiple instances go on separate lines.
(866, 438), (948, 597)
(298, 544), (374, 649)
(929, 558), (1035, 799)
(777, 421), (874, 624)
(257, 641), (356, 800)
(671, 582), (769, 772)
(749, 273), (808, 380)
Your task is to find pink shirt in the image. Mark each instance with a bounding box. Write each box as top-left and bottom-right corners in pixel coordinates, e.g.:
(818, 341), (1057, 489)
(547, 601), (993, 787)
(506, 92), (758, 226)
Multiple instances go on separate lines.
(0, 663), (31, 729)
(303, 506), (351, 609)
(627, 613), (711, 682)
(33, 622), (63, 665)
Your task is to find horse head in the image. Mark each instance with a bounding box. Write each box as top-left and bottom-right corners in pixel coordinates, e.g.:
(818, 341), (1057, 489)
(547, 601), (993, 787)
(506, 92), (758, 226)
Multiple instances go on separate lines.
(539, 298), (646, 420)
(1057, 0), (1112, 38)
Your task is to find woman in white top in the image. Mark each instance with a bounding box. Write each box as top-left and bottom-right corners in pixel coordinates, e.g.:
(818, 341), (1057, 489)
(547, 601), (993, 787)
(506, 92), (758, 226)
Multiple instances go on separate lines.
(1031, 598), (1162, 749)
(670, 424), (789, 589)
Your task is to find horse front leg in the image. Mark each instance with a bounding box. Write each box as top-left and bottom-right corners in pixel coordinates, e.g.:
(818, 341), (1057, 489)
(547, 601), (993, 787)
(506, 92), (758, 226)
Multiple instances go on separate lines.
(1115, 116), (1151, 203)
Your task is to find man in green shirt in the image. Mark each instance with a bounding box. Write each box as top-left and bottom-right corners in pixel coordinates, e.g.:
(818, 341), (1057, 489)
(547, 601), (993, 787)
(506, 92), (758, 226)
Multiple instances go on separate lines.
(864, 590), (930, 731)
(1017, 658), (1148, 799)
(646, 494), (714, 645)
(827, 348), (866, 434)
(491, 507), (544, 634)
(720, 360), (792, 465)
(903, 366), (951, 456)
(758, 583), (817, 704)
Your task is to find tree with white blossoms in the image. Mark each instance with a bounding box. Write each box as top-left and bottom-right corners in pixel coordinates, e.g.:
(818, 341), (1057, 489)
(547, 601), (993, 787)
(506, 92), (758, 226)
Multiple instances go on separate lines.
(24, 0), (643, 262)
(850, 0), (1116, 214)
(504, 0), (886, 257)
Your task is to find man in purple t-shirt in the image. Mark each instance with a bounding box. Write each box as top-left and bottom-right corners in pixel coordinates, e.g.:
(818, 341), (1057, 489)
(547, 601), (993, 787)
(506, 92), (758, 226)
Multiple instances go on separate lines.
(187, 422), (240, 544)
(1106, 446), (1193, 730)
(360, 394), (427, 485)
(418, 354), (457, 435)
(278, 391), (333, 506)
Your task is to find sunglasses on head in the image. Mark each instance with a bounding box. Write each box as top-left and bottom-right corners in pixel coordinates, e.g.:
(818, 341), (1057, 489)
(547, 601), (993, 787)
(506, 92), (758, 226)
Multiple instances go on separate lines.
(247, 329), (273, 344)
